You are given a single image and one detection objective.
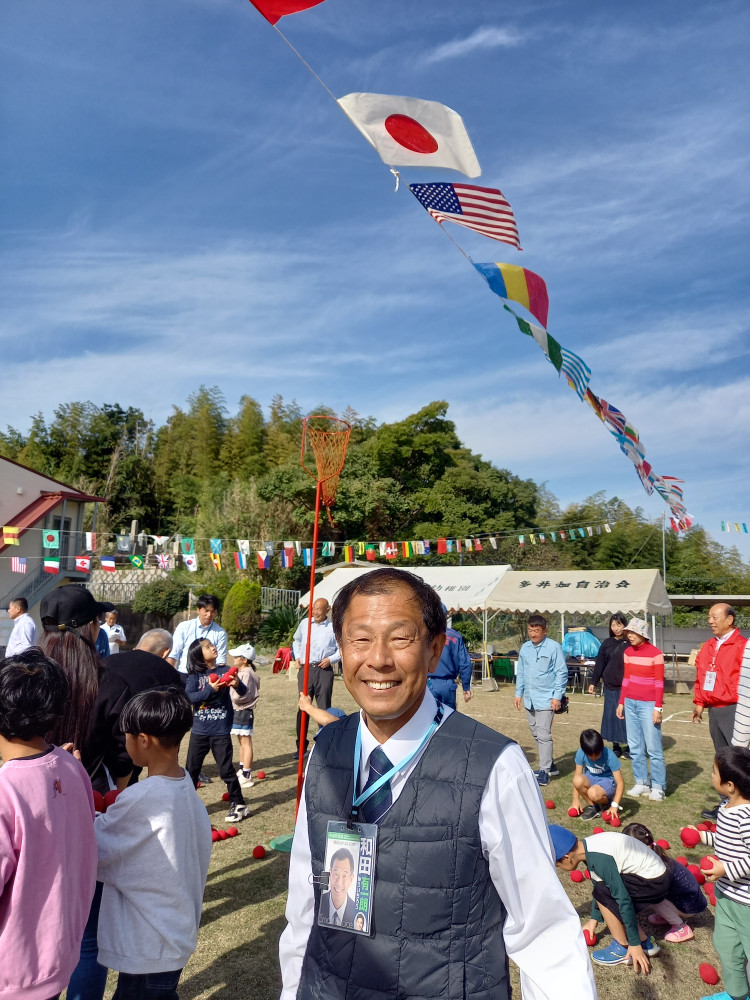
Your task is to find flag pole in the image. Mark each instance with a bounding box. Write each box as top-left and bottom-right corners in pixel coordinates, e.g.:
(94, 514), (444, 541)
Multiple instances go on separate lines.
(296, 479), (322, 813)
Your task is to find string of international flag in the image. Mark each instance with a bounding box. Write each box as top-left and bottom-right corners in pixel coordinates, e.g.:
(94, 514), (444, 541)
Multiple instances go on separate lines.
(2, 517), (621, 575)
(241, 0), (690, 530)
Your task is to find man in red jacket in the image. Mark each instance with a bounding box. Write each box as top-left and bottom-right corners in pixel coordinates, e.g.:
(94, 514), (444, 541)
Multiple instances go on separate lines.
(691, 603), (747, 819)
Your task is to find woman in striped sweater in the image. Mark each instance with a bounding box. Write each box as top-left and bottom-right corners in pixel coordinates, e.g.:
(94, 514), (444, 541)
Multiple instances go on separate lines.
(615, 617), (666, 801)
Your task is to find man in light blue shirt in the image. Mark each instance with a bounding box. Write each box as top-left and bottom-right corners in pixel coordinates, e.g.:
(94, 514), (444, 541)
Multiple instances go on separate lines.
(167, 594), (228, 681)
(514, 614), (568, 787)
(293, 598), (341, 754)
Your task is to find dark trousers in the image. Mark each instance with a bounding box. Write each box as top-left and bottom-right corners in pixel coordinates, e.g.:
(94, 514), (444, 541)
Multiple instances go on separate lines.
(593, 870), (670, 929)
(185, 732), (243, 807)
(296, 663), (334, 749)
(709, 704), (737, 752)
(112, 970), (182, 1000)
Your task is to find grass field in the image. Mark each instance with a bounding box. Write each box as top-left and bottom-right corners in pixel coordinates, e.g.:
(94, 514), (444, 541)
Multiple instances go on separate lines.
(97, 666), (729, 1000)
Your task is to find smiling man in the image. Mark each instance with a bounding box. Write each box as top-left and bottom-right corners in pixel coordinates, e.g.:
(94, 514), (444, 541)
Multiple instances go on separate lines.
(319, 848), (356, 928)
(692, 603), (747, 819)
(278, 568), (596, 1000)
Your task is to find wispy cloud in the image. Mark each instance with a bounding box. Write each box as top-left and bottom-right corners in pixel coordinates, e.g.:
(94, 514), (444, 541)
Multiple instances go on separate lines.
(422, 26), (524, 66)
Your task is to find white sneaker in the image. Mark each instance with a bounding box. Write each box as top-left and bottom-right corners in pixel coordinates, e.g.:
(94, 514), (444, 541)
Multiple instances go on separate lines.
(627, 784), (651, 797)
(226, 804), (250, 823)
(237, 769), (254, 788)
(649, 788), (666, 801)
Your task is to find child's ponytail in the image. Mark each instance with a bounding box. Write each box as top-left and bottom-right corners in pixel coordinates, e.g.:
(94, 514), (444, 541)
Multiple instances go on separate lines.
(187, 639), (208, 675)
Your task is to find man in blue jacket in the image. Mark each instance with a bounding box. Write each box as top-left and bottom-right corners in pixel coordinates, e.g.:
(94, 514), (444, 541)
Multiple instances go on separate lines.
(427, 618), (473, 710)
(515, 614), (568, 787)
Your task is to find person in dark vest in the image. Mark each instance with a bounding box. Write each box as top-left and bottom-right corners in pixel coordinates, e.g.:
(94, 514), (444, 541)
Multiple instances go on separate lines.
(278, 568), (596, 1000)
(318, 848), (357, 928)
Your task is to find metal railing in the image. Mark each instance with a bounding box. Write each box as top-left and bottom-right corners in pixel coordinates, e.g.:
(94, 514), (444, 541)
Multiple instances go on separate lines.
(261, 587), (301, 612)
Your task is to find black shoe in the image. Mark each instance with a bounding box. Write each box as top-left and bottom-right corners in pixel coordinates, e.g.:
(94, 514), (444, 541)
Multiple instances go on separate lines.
(581, 805), (601, 821)
(620, 748), (632, 760)
(613, 744), (623, 758)
(701, 806), (720, 821)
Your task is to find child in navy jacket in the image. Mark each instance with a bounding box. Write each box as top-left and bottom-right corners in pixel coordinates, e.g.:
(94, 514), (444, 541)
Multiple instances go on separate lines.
(184, 638), (249, 823)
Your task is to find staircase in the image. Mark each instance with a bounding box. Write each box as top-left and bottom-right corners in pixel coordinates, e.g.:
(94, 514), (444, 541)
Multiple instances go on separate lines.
(0, 561), (89, 614)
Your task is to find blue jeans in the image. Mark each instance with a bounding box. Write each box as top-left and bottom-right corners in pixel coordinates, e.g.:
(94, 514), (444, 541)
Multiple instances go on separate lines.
(113, 970), (182, 1000)
(67, 881), (108, 1000)
(624, 699), (666, 791)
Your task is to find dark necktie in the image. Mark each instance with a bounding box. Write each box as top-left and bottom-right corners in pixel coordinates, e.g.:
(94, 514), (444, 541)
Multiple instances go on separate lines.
(360, 746), (393, 824)
(332, 911), (340, 926)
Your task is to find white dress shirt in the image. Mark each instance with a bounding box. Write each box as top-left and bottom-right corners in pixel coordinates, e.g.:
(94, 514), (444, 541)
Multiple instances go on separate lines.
(291, 618), (341, 666)
(715, 628), (736, 651)
(101, 622), (126, 656)
(279, 690), (597, 1000)
(6, 613), (38, 657)
(169, 618), (228, 673)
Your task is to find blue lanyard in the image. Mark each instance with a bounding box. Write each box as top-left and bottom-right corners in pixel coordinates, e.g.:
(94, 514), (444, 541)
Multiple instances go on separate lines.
(351, 704), (444, 810)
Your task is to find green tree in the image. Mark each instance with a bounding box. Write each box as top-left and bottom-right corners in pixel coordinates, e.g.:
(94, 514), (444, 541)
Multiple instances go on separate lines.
(131, 577), (190, 627)
(222, 579), (262, 642)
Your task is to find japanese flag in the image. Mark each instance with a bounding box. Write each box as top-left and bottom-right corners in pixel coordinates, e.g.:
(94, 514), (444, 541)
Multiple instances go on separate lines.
(337, 93), (481, 178)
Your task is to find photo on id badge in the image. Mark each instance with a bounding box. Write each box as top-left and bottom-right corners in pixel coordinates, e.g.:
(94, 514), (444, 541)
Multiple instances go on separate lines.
(318, 821), (377, 936)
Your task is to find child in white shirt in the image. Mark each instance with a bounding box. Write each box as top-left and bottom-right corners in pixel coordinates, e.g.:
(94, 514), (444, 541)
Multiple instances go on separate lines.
(94, 687), (212, 1000)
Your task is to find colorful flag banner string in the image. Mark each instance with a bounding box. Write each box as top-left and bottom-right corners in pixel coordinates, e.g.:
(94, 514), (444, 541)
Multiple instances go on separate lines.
(1, 517), (627, 575)
(721, 520), (749, 533)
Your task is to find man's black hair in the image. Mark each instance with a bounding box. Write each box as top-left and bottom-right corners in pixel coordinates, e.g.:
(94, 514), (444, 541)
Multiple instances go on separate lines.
(528, 614), (547, 629)
(0, 648), (70, 741)
(9, 597), (28, 613)
(715, 746), (750, 800)
(197, 594), (219, 610)
(330, 847), (354, 872)
(579, 728), (604, 757)
(330, 568), (446, 642)
(120, 687), (194, 748)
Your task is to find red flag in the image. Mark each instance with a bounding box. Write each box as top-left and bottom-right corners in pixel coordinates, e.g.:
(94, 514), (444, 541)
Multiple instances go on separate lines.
(365, 546), (376, 562)
(248, 0), (325, 24)
(437, 538), (447, 554)
(385, 543), (398, 560)
(75, 556), (91, 573)
(474, 539), (483, 551)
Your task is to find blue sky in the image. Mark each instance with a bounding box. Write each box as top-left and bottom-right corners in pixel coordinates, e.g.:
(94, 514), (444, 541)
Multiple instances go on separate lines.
(1, 0), (748, 558)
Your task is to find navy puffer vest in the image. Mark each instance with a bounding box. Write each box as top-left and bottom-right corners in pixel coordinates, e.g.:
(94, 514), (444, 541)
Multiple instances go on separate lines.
(298, 710), (514, 1000)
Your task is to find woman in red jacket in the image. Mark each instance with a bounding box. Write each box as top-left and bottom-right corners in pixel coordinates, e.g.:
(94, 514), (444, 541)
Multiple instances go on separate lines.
(616, 618), (666, 802)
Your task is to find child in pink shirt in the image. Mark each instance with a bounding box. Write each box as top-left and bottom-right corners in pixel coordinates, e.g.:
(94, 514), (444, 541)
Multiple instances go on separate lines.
(0, 648), (97, 1000)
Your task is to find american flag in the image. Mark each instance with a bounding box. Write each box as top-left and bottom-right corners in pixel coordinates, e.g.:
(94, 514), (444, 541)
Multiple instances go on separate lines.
(409, 182), (522, 248)
(11, 556), (27, 573)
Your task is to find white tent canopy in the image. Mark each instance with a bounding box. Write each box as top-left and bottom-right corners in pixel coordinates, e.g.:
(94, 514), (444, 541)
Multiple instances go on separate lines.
(300, 565), (512, 613)
(485, 569), (672, 617)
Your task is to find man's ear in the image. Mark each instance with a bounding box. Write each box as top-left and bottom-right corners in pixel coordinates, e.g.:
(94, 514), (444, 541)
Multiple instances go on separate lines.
(427, 632), (447, 672)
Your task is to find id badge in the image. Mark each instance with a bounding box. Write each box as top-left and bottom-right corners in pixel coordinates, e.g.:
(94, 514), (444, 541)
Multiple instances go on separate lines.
(703, 671), (717, 692)
(317, 821), (378, 936)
